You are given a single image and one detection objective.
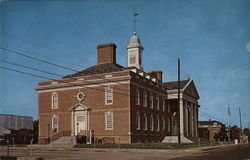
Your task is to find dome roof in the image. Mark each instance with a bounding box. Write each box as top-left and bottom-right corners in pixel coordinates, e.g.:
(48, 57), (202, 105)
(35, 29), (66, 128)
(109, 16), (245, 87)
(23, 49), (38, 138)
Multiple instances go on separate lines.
(127, 32), (143, 49)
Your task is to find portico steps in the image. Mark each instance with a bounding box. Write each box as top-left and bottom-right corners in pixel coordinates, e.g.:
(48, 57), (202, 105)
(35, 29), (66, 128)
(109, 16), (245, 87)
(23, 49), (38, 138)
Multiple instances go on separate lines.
(162, 136), (193, 143)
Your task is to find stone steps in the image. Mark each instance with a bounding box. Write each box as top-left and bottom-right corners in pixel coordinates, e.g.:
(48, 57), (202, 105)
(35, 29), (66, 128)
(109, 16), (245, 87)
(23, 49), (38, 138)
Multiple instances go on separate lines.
(162, 136), (193, 143)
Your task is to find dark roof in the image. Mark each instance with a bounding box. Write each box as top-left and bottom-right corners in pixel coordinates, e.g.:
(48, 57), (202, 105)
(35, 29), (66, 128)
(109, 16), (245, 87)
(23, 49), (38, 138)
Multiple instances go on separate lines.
(198, 120), (223, 125)
(64, 63), (124, 78)
(163, 80), (190, 90)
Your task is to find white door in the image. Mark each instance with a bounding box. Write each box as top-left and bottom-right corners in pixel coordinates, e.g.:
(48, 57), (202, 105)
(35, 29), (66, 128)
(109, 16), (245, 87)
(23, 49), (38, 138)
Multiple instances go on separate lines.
(75, 115), (87, 134)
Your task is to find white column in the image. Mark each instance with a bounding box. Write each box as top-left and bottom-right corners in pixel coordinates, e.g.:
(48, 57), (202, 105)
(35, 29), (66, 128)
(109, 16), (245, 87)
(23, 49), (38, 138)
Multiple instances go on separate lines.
(185, 100), (189, 137)
(180, 99), (184, 137)
(191, 103), (194, 137)
(194, 104), (198, 137)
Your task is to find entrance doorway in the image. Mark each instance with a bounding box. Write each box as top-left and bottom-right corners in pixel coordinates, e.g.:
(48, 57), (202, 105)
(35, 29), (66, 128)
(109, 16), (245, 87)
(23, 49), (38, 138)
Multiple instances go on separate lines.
(70, 104), (90, 136)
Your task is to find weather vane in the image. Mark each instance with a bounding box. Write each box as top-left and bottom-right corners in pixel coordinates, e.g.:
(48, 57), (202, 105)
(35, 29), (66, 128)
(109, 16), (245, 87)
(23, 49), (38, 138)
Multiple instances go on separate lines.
(133, 8), (139, 33)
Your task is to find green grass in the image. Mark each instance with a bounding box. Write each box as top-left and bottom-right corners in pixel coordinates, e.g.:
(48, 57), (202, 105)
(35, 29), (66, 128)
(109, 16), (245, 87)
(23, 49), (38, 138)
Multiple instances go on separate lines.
(76, 142), (221, 149)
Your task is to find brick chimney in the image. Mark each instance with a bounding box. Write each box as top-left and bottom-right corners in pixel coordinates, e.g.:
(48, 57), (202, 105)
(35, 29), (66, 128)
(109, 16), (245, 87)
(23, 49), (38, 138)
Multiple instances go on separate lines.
(148, 70), (163, 82)
(97, 43), (116, 64)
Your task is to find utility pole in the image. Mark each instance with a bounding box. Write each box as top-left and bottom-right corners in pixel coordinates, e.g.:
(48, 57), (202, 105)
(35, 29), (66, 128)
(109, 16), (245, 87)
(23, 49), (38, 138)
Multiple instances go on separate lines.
(239, 107), (243, 133)
(177, 58), (181, 144)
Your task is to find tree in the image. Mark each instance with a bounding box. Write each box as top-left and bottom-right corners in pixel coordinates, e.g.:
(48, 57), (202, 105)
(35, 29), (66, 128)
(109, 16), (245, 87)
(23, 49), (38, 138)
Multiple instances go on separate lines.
(230, 125), (240, 140)
(214, 124), (228, 141)
(33, 120), (39, 144)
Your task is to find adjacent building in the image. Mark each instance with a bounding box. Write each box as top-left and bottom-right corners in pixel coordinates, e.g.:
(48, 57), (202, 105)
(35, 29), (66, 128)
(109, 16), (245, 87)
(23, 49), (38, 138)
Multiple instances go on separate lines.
(36, 32), (200, 144)
(0, 114), (33, 136)
(198, 120), (223, 141)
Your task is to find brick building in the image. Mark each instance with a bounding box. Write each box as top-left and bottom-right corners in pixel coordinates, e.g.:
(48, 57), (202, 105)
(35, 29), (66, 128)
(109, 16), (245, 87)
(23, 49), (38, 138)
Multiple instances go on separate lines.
(36, 32), (200, 144)
(198, 120), (223, 141)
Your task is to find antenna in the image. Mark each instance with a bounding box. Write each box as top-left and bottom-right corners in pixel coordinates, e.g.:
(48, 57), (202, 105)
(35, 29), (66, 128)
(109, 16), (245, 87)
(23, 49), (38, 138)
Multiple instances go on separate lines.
(133, 8), (139, 33)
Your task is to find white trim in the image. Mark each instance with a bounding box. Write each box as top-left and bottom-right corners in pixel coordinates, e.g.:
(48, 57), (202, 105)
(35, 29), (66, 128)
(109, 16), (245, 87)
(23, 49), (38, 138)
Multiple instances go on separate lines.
(37, 81), (130, 93)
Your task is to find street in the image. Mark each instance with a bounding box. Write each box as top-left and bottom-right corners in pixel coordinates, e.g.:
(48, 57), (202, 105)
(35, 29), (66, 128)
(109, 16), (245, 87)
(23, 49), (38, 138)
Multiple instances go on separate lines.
(0, 144), (249, 160)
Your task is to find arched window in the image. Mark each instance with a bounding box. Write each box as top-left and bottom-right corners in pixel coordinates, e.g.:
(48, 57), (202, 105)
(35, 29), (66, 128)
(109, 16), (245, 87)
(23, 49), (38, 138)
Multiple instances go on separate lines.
(136, 112), (140, 130)
(105, 111), (113, 130)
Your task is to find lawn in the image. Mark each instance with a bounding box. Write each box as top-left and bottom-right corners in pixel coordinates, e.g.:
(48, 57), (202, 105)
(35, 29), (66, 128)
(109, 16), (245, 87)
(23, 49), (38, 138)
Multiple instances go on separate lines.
(75, 141), (223, 149)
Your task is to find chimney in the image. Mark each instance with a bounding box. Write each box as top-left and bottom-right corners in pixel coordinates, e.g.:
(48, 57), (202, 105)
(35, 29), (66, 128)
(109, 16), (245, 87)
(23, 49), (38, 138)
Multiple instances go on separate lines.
(97, 43), (116, 64)
(148, 70), (163, 82)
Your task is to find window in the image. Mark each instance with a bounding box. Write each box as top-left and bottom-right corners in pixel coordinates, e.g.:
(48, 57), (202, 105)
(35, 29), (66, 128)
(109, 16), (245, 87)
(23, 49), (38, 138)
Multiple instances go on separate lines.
(136, 88), (140, 105)
(105, 88), (113, 105)
(167, 118), (171, 132)
(156, 96), (159, 110)
(162, 99), (165, 111)
(167, 102), (171, 113)
(52, 116), (58, 132)
(51, 92), (58, 109)
(105, 111), (113, 130)
(150, 114), (154, 131)
(144, 113), (147, 130)
(162, 117), (165, 130)
(157, 115), (160, 131)
(143, 90), (147, 107)
(149, 93), (153, 109)
(136, 112), (140, 130)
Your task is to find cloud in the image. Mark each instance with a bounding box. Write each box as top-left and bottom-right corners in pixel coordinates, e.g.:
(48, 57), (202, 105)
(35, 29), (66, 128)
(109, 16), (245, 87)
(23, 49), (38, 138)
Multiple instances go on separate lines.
(247, 42), (250, 52)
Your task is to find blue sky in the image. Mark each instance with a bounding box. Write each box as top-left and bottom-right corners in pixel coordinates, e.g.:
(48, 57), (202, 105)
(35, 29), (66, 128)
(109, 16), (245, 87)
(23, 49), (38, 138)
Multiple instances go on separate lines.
(0, 0), (250, 128)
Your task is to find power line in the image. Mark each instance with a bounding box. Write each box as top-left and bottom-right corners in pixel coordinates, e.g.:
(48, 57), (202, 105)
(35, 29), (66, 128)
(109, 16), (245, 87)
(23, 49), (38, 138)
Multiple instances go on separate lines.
(1, 60), (64, 77)
(0, 65), (130, 97)
(0, 47), (130, 92)
(0, 47), (78, 72)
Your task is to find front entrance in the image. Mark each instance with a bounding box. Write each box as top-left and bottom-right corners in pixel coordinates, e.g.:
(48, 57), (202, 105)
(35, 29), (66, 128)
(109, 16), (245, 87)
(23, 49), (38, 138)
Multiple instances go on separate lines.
(75, 114), (87, 135)
(70, 104), (90, 136)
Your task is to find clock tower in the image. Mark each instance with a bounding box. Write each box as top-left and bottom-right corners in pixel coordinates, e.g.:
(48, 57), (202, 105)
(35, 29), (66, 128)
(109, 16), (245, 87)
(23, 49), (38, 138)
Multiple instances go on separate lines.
(127, 32), (144, 70)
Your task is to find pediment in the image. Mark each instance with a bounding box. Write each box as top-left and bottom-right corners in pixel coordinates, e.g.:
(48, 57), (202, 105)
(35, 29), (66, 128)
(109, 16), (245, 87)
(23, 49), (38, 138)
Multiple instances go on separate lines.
(69, 103), (88, 112)
(183, 80), (200, 99)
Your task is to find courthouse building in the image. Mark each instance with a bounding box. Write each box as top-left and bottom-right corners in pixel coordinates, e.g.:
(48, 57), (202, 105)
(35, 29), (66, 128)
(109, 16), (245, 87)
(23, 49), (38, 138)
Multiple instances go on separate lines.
(36, 32), (200, 144)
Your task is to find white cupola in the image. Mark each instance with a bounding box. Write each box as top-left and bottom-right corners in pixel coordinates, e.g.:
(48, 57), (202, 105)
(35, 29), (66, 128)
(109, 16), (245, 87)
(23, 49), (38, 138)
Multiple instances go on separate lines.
(126, 32), (144, 70)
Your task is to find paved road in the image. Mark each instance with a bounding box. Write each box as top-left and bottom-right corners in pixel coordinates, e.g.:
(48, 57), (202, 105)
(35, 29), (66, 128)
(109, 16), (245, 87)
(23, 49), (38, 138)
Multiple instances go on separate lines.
(171, 144), (250, 160)
(0, 144), (249, 160)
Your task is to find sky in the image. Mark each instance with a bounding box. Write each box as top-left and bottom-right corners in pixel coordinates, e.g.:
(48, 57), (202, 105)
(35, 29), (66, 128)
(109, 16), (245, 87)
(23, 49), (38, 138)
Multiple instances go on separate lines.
(0, 0), (250, 128)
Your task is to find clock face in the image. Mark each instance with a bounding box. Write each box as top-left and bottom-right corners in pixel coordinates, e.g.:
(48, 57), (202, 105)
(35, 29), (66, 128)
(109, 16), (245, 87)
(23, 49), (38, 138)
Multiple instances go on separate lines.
(130, 52), (135, 58)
